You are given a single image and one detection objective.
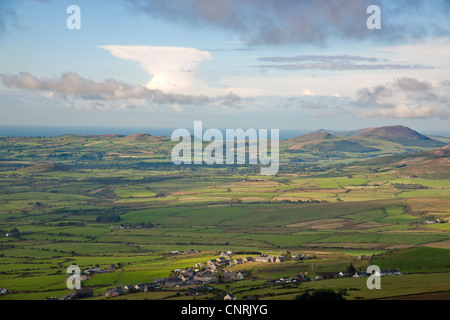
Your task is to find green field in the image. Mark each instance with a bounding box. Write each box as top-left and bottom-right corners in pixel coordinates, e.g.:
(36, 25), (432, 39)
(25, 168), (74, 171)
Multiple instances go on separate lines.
(0, 134), (449, 300)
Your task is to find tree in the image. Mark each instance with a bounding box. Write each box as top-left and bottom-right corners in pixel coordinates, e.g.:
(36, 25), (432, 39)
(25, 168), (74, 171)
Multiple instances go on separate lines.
(346, 263), (356, 276)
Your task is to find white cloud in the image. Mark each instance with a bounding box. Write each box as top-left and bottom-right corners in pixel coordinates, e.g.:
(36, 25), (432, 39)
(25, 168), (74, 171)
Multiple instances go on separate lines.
(1, 72), (211, 105)
(302, 89), (316, 96)
(40, 91), (54, 99)
(98, 45), (213, 95)
(350, 77), (450, 119)
(356, 104), (448, 119)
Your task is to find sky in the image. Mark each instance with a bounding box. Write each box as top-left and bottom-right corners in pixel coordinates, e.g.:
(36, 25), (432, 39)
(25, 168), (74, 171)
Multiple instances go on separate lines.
(0, 0), (450, 133)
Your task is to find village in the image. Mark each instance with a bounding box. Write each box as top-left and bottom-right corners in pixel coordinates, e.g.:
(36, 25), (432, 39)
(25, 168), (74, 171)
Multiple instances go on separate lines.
(56, 249), (402, 300)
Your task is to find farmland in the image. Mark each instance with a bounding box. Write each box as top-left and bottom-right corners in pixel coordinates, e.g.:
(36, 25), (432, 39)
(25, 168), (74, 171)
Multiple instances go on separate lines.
(0, 131), (449, 300)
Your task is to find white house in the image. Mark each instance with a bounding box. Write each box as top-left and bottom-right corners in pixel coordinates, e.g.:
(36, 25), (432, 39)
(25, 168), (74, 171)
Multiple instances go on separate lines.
(224, 293), (237, 300)
(353, 272), (368, 278)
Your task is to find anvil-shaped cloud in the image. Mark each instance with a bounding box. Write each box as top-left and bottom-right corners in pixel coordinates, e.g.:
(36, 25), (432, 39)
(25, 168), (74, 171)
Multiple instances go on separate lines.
(99, 45), (213, 95)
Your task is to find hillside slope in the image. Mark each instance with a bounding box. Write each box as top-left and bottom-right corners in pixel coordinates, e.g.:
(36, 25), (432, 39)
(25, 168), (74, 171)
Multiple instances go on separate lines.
(360, 125), (445, 148)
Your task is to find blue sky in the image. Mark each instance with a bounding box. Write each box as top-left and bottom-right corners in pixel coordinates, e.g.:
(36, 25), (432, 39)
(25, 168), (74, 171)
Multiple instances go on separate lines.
(1, 0), (450, 133)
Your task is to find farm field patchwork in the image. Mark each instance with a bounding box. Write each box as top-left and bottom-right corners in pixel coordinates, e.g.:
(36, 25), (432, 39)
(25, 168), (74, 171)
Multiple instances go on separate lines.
(0, 134), (449, 300)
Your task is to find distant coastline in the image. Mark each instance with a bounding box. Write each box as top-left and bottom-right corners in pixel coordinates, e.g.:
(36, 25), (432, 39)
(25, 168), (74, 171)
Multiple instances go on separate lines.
(0, 125), (449, 140)
(0, 125), (310, 140)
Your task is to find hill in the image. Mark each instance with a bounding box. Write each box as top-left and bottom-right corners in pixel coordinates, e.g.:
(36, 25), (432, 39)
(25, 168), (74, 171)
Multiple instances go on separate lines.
(20, 163), (72, 173)
(283, 129), (379, 154)
(83, 134), (124, 139)
(283, 126), (446, 161)
(121, 133), (153, 142)
(427, 144), (450, 157)
(360, 125), (445, 148)
(334, 128), (372, 137)
(286, 131), (335, 144)
(353, 144), (450, 178)
(393, 145), (450, 179)
(311, 140), (379, 153)
(356, 144), (450, 164)
(284, 131), (354, 152)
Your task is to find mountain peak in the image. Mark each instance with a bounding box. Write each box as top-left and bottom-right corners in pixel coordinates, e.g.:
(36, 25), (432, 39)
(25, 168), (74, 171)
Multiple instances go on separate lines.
(362, 125), (420, 139)
(361, 125), (445, 148)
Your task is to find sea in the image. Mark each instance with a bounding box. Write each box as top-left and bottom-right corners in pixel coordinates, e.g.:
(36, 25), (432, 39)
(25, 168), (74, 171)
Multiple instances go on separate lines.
(0, 125), (310, 140)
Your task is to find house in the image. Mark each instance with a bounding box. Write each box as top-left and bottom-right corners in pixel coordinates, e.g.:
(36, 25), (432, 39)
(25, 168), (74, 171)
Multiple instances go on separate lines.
(207, 259), (217, 266)
(144, 284), (157, 292)
(223, 271), (238, 281)
(233, 258), (244, 265)
(293, 254), (305, 260)
(107, 264), (116, 272)
(5, 232), (18, 237)
(113, 287), (123, 294)
(124, 284), (135, 291)
(183, 249), (198, 254)
(80, 274), (89, 281)
(163, 278), (183, 287)
(338, 272), (350, 277)
(217, 257), (229, 264)
(105, 289), (121, 297)
(194, 273), (218, 284)
(275, 256), (285, 263)
(0, 288), (8, 295)
(105, 287), (123, 297)
(178, 269), (195, 282)
(353, 272), (368, 278)
(296, 274), (310, 282)
(224, 293), (237, 300)
(135, 283), (146, 291)
(209, 263), (220, 271)
(237, 271), (248, 280)
(178, 274), (192, 282)
(244, 257), (254, 262)
(180, 269), (194, 276)
(154, 278), (166, 285)
(84, 268), (105, 275)
(255, 255), (274, 263)
(380, 269), (402, 276)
